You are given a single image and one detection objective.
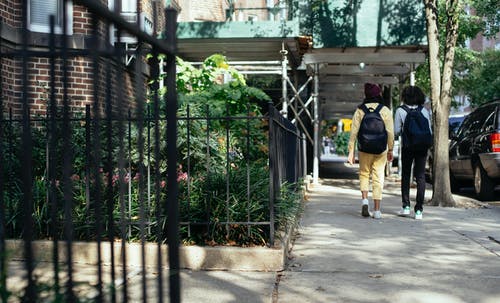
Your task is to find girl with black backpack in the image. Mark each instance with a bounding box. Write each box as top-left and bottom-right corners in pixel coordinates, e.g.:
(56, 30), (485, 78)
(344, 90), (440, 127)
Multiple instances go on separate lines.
(394, 86), (432, 220)
(348, 83), (394, 219)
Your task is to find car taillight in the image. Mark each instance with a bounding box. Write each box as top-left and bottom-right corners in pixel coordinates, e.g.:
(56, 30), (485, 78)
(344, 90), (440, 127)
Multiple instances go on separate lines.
(491, 133), (500, 152)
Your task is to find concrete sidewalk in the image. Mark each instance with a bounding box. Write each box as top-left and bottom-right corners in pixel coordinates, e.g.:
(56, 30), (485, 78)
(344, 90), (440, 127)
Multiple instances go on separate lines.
(276, 164), (500, 303)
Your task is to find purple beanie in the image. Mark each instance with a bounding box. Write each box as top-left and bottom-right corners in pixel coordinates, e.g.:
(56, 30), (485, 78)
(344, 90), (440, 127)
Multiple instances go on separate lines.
(364, 83), (381, 98)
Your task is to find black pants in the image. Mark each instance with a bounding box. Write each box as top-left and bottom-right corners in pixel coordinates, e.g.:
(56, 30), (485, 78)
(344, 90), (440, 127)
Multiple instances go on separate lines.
(401, 148), (428, 212)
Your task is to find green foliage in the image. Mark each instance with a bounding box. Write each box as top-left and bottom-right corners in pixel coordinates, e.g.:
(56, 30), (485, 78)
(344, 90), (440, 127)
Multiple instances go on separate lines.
(275, 180), (304, 235)
(176, 54), (247, 94)
(416, 2), (499, 106)
(470, 0), (500, 38)
(245, 74), (281, 90)
(334, 132), (350, 156)
(179, 160), (271, 246)
(175, 56), (271, 178)
(1, 53), (302, 248)
(463, 50), (500, 105)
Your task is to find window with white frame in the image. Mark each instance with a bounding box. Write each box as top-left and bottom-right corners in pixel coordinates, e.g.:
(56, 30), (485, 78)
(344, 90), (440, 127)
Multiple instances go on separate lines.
(108, 0), (145, 66)
(108, 0), (138, 44)
(28, 0), (73, 34)
(108, 0), (153, 44)
(108, 0), (137, 16)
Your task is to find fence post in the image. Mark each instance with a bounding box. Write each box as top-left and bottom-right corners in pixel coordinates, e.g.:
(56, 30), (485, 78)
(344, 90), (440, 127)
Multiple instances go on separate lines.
(268, 103), (275, 246)
(20, 1), (36, 298)
(0, 21), (6, 300)
(85, 105), (91, 235)
(165, 7), (180, 303)
(46, 18), (60, 295)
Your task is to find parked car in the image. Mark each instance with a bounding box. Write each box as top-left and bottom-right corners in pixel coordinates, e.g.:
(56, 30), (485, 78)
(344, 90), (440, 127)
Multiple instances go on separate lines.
(449, 113), (469, 137)
(426, 113), (469, 182)
(448, 99), (500, 200)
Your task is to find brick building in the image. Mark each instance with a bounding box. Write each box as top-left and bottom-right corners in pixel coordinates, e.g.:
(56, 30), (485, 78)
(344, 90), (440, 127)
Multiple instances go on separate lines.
(175, 0), (283, 22)
(0, 0), (167, 117)
(466, 6), (500, 51)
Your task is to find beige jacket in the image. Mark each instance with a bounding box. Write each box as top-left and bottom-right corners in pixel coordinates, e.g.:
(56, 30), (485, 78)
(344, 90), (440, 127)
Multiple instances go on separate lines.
(348, 102), (394, 153)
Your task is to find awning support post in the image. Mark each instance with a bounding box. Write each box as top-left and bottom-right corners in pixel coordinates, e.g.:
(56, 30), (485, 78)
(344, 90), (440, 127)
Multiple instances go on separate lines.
(410, 63), (415, 86)
(280, 43), (288, 118)
(312, 64), (319, 185)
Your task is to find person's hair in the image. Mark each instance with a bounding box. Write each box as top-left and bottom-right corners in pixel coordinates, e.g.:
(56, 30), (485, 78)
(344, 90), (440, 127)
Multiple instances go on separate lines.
(401, 86), (425, 106)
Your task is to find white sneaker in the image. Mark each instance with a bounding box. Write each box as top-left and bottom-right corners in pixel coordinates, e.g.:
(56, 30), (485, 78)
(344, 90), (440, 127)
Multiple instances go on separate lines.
(415, 210), (423, 220)
(361, 199), (370, 217)
(398, 206), (410, 216)
(373, 210), (382, 219)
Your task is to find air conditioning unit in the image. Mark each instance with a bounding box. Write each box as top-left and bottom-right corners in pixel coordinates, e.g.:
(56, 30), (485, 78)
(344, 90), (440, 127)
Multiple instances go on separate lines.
(110, 12), (154, 66)
(111, 12), (154, 45)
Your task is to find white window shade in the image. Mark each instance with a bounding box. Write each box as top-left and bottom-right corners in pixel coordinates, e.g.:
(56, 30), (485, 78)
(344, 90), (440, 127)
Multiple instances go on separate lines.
(30, 0), (61, 26)
(28, 0), (73, 34)
(108, 0), (137, 13)
(121, 0), (137, 13)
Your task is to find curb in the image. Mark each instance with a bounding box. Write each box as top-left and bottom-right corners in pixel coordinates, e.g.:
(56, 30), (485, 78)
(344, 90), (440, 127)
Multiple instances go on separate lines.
(6, 239), (285, 271)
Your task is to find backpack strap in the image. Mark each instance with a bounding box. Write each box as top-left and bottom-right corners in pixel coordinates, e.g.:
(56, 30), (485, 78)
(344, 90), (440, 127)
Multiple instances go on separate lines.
(358, 103), (369, 113)
(400, 104), (410, 113)
(401, 104), (425, 113)
(374, 103), (384, 113)
(359, 103), (384, 113)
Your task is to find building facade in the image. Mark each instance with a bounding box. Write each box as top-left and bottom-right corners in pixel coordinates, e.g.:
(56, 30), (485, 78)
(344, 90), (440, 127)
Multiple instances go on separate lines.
(175, 0), (283, 22)
(0, 0), (166, 117)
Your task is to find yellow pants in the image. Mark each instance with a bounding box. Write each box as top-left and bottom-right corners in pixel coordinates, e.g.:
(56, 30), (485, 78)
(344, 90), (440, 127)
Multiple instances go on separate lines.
(358, 151), (387, 200)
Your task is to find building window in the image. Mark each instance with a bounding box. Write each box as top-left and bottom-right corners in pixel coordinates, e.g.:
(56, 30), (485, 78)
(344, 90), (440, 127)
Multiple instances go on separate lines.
(108, 0), (155, 66)
(108, 0), (137, 15)
(28, 0), (73, 34)
(108, 0), (153, 44)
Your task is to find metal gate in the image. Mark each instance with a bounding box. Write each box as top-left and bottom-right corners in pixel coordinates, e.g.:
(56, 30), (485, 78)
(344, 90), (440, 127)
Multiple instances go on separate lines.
(0, 1), (308, 302)
(0, 0), (179, 302)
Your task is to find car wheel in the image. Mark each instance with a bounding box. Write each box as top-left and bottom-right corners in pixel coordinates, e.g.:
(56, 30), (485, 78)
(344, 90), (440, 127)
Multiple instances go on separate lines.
(474, 163), (495, 201)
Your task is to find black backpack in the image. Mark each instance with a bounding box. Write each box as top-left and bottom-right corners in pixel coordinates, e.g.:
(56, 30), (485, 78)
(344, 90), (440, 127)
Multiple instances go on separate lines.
(357, 103), (388, 154)
(401, 105), (432, 150)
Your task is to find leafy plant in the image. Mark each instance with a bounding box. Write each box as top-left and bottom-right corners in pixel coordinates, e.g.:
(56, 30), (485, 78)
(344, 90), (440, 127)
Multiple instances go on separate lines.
(334, 132), (350, 156)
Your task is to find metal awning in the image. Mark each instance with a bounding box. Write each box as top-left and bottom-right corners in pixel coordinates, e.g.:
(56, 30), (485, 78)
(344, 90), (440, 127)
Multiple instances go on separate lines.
(177, 37), (308, 67)
(176, 38), (427, 186)
(303, 46), (427, 119)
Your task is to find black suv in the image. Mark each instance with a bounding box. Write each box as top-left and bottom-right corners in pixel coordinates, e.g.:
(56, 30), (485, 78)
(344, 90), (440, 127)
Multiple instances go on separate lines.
(449, 99), (500, 200)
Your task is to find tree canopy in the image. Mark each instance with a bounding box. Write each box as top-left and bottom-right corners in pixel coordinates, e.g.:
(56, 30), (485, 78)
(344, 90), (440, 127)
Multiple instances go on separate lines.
(461, 50), (500, 105)
(416, 0), (499, 107)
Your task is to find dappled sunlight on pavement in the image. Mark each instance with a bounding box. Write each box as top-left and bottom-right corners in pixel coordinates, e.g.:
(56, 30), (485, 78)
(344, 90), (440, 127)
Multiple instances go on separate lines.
(276, 178), (500, 303)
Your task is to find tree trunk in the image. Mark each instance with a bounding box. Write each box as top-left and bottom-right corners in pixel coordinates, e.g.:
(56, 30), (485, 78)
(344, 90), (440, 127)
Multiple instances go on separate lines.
(425, 0), (462, 207)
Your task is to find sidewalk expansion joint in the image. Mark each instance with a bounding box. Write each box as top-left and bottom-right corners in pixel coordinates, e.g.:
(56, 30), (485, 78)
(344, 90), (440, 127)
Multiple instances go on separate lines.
(488, 236), (500, 245)
(454, 230), (500, 257)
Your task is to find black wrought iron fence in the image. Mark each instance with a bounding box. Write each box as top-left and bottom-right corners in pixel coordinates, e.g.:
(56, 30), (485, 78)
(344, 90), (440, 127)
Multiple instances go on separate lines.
(0, 102), (305, 241)
(0, 104), (305, 301)
(0, 0), (179, 301)
(268, 105), (306, 241)
(0, 1), (306, 302)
